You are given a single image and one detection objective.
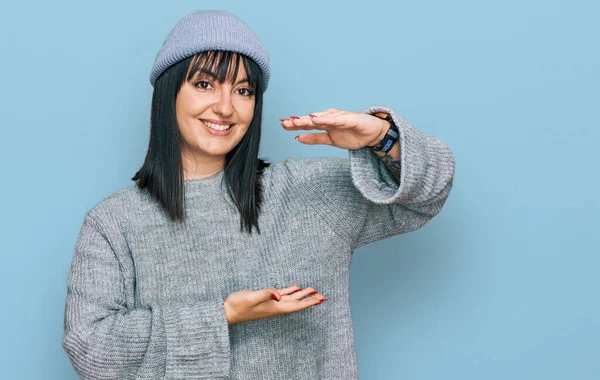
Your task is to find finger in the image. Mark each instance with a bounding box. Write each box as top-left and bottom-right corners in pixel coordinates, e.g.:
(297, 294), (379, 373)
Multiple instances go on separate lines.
(287, 287), (318, 301)
(297, 294), (327, 309)
(307, 108), (339, 118)
(277, 285), (302, 296)
(277, 294), (324, 314)
(296, 133), (333, 146)
(309, 115), (344, 127)
(314, 111), (356, 129)
(282, 116), (327, 131)
(280, 108), (339, 130)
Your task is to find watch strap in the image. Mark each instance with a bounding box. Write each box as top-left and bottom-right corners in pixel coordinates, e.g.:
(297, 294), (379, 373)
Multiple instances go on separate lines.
(370, 113), (399, 153)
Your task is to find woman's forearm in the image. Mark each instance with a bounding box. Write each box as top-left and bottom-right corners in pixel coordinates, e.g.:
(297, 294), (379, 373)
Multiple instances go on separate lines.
(372, 140), (401, 183)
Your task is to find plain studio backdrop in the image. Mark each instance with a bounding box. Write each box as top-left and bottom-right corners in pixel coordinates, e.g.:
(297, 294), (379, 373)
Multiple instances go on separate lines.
(1, 0), (598, 379)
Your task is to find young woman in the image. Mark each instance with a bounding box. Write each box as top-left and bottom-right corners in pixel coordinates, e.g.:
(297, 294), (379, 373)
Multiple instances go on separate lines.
(62, 10), (455, 380)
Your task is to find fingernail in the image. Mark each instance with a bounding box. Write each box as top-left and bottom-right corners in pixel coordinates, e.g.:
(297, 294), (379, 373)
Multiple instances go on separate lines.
(279, 118), (287, 122)
(319, 298), (328, 304)
(271, 294), (280, 301)
(309, 114), (318, 118)
(309, 291), (317, 295)
(294, 136), (299, 141)
(290, 116), (300, 119)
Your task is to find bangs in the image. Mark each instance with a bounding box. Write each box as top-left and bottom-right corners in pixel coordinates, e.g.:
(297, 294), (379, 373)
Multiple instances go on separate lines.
(186, 50), (260, 91)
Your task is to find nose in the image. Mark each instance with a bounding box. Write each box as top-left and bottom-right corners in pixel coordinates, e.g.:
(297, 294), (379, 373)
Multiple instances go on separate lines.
(212, 85), (234, 117)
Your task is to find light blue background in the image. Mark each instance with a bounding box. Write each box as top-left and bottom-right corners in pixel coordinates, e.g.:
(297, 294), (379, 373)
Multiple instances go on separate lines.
(1, 0), (598, 379)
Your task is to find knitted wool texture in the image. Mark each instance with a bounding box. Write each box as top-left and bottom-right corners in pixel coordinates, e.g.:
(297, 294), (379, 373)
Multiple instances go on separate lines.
(62, 105), (455, 379)
(149, 10), (270, 92)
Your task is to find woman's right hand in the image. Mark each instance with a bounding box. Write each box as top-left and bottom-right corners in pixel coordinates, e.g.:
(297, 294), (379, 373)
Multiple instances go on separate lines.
(223, 286), (327, 325)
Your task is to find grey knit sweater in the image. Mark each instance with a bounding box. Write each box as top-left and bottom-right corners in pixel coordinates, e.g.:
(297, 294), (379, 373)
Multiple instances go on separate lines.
(62, 105), (455, 379)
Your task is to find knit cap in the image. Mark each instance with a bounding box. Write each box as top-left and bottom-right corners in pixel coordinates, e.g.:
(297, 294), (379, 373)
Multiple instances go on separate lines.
(149, 10), (270, 92)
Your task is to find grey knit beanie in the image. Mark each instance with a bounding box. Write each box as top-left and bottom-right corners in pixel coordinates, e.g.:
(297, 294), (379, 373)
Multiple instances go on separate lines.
(149, 10), (270, 92)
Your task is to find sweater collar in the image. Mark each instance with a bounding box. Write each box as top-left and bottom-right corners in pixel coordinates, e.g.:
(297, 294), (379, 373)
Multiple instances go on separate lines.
(183, 169), (226, 195)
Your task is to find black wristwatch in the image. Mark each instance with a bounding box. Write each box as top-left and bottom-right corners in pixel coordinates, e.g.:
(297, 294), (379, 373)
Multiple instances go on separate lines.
(370, 113), (399, 153)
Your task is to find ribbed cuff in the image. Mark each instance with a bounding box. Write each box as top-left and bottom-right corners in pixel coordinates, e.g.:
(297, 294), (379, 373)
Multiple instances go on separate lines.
(162, 300), (230, 379)
(349, 105), (429, 205)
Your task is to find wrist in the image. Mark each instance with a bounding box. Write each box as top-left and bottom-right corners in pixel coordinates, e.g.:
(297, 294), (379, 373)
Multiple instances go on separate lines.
(370, 117), (391, 147)
(223, 299), (238, 325)
(369, 112), (399, 152)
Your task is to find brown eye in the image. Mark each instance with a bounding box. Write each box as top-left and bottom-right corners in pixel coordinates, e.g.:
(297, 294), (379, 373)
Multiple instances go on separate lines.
(238, 88), (255, 97)
(194, 80), (212, 89)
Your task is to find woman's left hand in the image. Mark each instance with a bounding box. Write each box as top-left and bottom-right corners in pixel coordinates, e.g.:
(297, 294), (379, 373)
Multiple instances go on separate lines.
(280, 108), (390, 150)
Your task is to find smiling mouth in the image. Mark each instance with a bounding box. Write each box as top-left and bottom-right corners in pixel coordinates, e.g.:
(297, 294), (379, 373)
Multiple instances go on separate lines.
(200, 119), (233, 131)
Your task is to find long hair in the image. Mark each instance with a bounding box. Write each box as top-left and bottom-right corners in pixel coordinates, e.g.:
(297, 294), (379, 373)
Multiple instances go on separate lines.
(132, 50), (271, 234)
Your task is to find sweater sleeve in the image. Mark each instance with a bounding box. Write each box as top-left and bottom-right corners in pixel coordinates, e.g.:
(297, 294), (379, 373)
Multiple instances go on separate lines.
(62, 212), (231, 379)
(288, 105), (455, 250)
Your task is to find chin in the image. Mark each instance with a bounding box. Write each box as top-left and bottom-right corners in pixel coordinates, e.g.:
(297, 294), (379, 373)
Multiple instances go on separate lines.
(197, 143), (235, 157)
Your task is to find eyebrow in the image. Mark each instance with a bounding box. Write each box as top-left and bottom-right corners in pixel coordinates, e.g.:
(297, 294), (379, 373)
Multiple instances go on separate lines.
(198, 68), (249, 84)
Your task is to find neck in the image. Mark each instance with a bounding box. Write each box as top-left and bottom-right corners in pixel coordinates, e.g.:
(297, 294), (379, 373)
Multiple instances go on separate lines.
(181, 150), (225, 180)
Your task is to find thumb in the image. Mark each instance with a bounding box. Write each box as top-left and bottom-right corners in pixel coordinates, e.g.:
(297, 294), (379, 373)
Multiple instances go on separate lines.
(263, 288), (281, 302)
(297, 133), (333, 146)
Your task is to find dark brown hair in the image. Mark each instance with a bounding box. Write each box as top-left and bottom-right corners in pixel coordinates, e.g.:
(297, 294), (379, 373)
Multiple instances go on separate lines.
(132, 50), (271, 234)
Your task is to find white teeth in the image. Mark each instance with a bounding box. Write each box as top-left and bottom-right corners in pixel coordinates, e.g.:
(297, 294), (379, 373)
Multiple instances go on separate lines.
(202, 120), (232, 131)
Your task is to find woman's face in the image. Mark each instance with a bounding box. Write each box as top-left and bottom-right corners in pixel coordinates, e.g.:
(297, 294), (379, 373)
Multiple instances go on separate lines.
(175, 60), (256, 163)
